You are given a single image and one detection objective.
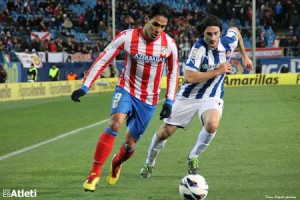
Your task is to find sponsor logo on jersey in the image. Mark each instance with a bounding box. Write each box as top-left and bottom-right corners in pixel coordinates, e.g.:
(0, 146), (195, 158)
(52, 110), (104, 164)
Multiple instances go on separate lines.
(133, 54), (166, 63)
(201, 63), (219, 70)
(130, 45), (138, 49)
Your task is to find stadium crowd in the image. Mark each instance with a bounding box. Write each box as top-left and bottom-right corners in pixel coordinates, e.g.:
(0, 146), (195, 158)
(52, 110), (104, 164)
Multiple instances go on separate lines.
(0, 0), (299, 58)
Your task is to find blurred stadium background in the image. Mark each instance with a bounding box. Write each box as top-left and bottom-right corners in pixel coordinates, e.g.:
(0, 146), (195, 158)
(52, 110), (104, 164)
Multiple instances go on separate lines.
(0, 0), (299, 83)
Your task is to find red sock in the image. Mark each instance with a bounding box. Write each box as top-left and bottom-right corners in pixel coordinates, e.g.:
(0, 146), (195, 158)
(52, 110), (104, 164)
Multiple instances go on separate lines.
(113, 144), (135, 169)
(91, 131), (116, 176)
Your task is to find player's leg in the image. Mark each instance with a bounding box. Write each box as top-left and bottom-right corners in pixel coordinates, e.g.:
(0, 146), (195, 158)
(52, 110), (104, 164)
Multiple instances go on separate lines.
(83, 113), (127, 191)
(83, 87), (130, 191)
(140, 123), (177, 178)
(188, 99), (223, 174)
(107, 95), (156, 184)
(107, 132), (136, 185)
(140, 98), (198, 178)
(190, 108), (222, 157)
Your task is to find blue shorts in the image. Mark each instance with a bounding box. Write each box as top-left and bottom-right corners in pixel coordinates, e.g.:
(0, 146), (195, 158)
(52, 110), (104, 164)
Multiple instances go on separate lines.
(110, 87), (156, 141)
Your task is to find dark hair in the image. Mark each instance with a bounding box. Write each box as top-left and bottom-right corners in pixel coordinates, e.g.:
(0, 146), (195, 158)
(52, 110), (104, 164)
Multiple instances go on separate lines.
(196, 15), (222, 35)
(145, 2), (172, 20)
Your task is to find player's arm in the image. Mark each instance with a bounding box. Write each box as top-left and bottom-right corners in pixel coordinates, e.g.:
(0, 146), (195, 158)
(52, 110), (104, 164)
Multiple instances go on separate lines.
(165, 40), (179, 103)
(160, 40), (180, 119)
(81, 32), (125, 93)
(184, 63), (231, 84)
(184, 45), (231, 84)
(71, 31), (126, 102)
(228, 27), (253, 70)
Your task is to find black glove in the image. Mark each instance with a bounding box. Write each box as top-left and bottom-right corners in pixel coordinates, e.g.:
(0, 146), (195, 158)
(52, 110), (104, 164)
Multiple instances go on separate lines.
(160, 103), (172, 120)
(71, 89), (86, 102)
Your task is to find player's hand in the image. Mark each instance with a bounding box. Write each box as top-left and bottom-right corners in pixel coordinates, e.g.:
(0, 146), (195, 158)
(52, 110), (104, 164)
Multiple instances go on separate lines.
(71, 89), (86, 102)
(217, 62), (232, 75)
(242, 56), (253, 70)
(160, 103), (172, 120)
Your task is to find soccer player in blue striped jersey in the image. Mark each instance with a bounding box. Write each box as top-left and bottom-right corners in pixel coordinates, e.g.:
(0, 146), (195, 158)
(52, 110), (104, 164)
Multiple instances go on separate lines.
(140, 15), (253, 178)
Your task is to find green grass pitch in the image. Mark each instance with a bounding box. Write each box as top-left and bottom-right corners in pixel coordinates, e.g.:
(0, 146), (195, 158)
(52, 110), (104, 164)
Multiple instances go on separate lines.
(0, 85), (299, 200)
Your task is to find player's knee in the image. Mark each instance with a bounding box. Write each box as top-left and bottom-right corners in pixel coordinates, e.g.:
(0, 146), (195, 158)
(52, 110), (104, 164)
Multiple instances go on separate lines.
(123, 142), (135, 150)
(160, 133), (169, 140)
(157, 124), (175, 140)
(108, 120), (122, 132)
(205, 122), (218, 134)
(157, 129), (168, 140)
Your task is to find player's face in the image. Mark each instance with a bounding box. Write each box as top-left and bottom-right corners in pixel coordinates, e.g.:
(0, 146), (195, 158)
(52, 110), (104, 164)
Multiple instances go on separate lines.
(204, 26), (221, 49)
(143, 15), (168, 41)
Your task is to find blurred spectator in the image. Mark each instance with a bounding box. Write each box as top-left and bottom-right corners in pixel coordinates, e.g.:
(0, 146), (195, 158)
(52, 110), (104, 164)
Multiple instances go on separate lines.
(245, 6), (252, 24)
(262, 2), (273, 27)
(48, 39), (58, 52)
(17, 14), (27, 29)
(225, 2), (234, 20)
(289, 36), (299, 56)
(30, 38), (41, 52)
(0, 40), (5, 51)
(55, 38), (64, 52)
(67, 70), (77, 80)
(63, 16), (73, 30)
(97, 20), (107, 39)
(289, 10), (300, 36)
(20, 38), (30, 51)
(0, 64), (7, 83)
(38, 20), (48, 32)
(53, 4), (62, 16)
(81, 70), (87, 79)
(279, 34), (289, 47)
(273, 35), (280, 47)
(84, 7), (94, 32)
(0, 11), (6, 24)
(6, 0), (15, 11)
(27, 63), (38, 82)
(62, 37), (76, 53)
(78, 13), (85, 29)
(178, 37), (185, 58)
(39, 40), (48, 52)
(123, 15), (134, 29)
(266, 32), (275, 48)
(49, 65), (60, 81)
(94, 0), (105, 22)
(256, 37), (266, 48)
(274, 1), (283, 24)
(109, 64), (116, 78)
(61, 27), (74, 38)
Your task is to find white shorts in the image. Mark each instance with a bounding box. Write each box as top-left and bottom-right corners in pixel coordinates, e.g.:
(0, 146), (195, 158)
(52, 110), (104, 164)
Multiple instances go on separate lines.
(164, 97), (224, 128)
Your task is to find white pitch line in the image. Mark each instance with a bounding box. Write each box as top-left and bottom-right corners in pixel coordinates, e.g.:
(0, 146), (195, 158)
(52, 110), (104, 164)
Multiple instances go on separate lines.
(0, 119), (109, 161)
(0, 99), (165, 161)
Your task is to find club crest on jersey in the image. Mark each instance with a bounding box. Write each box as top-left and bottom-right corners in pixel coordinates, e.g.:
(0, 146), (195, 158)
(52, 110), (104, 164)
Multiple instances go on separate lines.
(160, 46), (167, 57)
(133, 54), (166, 63)
(190, 48), (198, 59)
(188, 48), (199, 64)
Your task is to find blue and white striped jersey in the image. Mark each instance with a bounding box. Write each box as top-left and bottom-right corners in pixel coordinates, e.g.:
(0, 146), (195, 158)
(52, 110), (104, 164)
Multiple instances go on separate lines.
(177, 29), (239, 100)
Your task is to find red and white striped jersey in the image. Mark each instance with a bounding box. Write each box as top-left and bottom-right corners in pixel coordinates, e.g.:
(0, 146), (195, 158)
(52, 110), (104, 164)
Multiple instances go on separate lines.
(83, 27), (179, 105)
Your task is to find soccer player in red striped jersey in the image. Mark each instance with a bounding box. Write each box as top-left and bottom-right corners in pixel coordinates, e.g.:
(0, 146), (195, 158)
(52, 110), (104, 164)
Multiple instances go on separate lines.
(71, 2), (179, 191)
